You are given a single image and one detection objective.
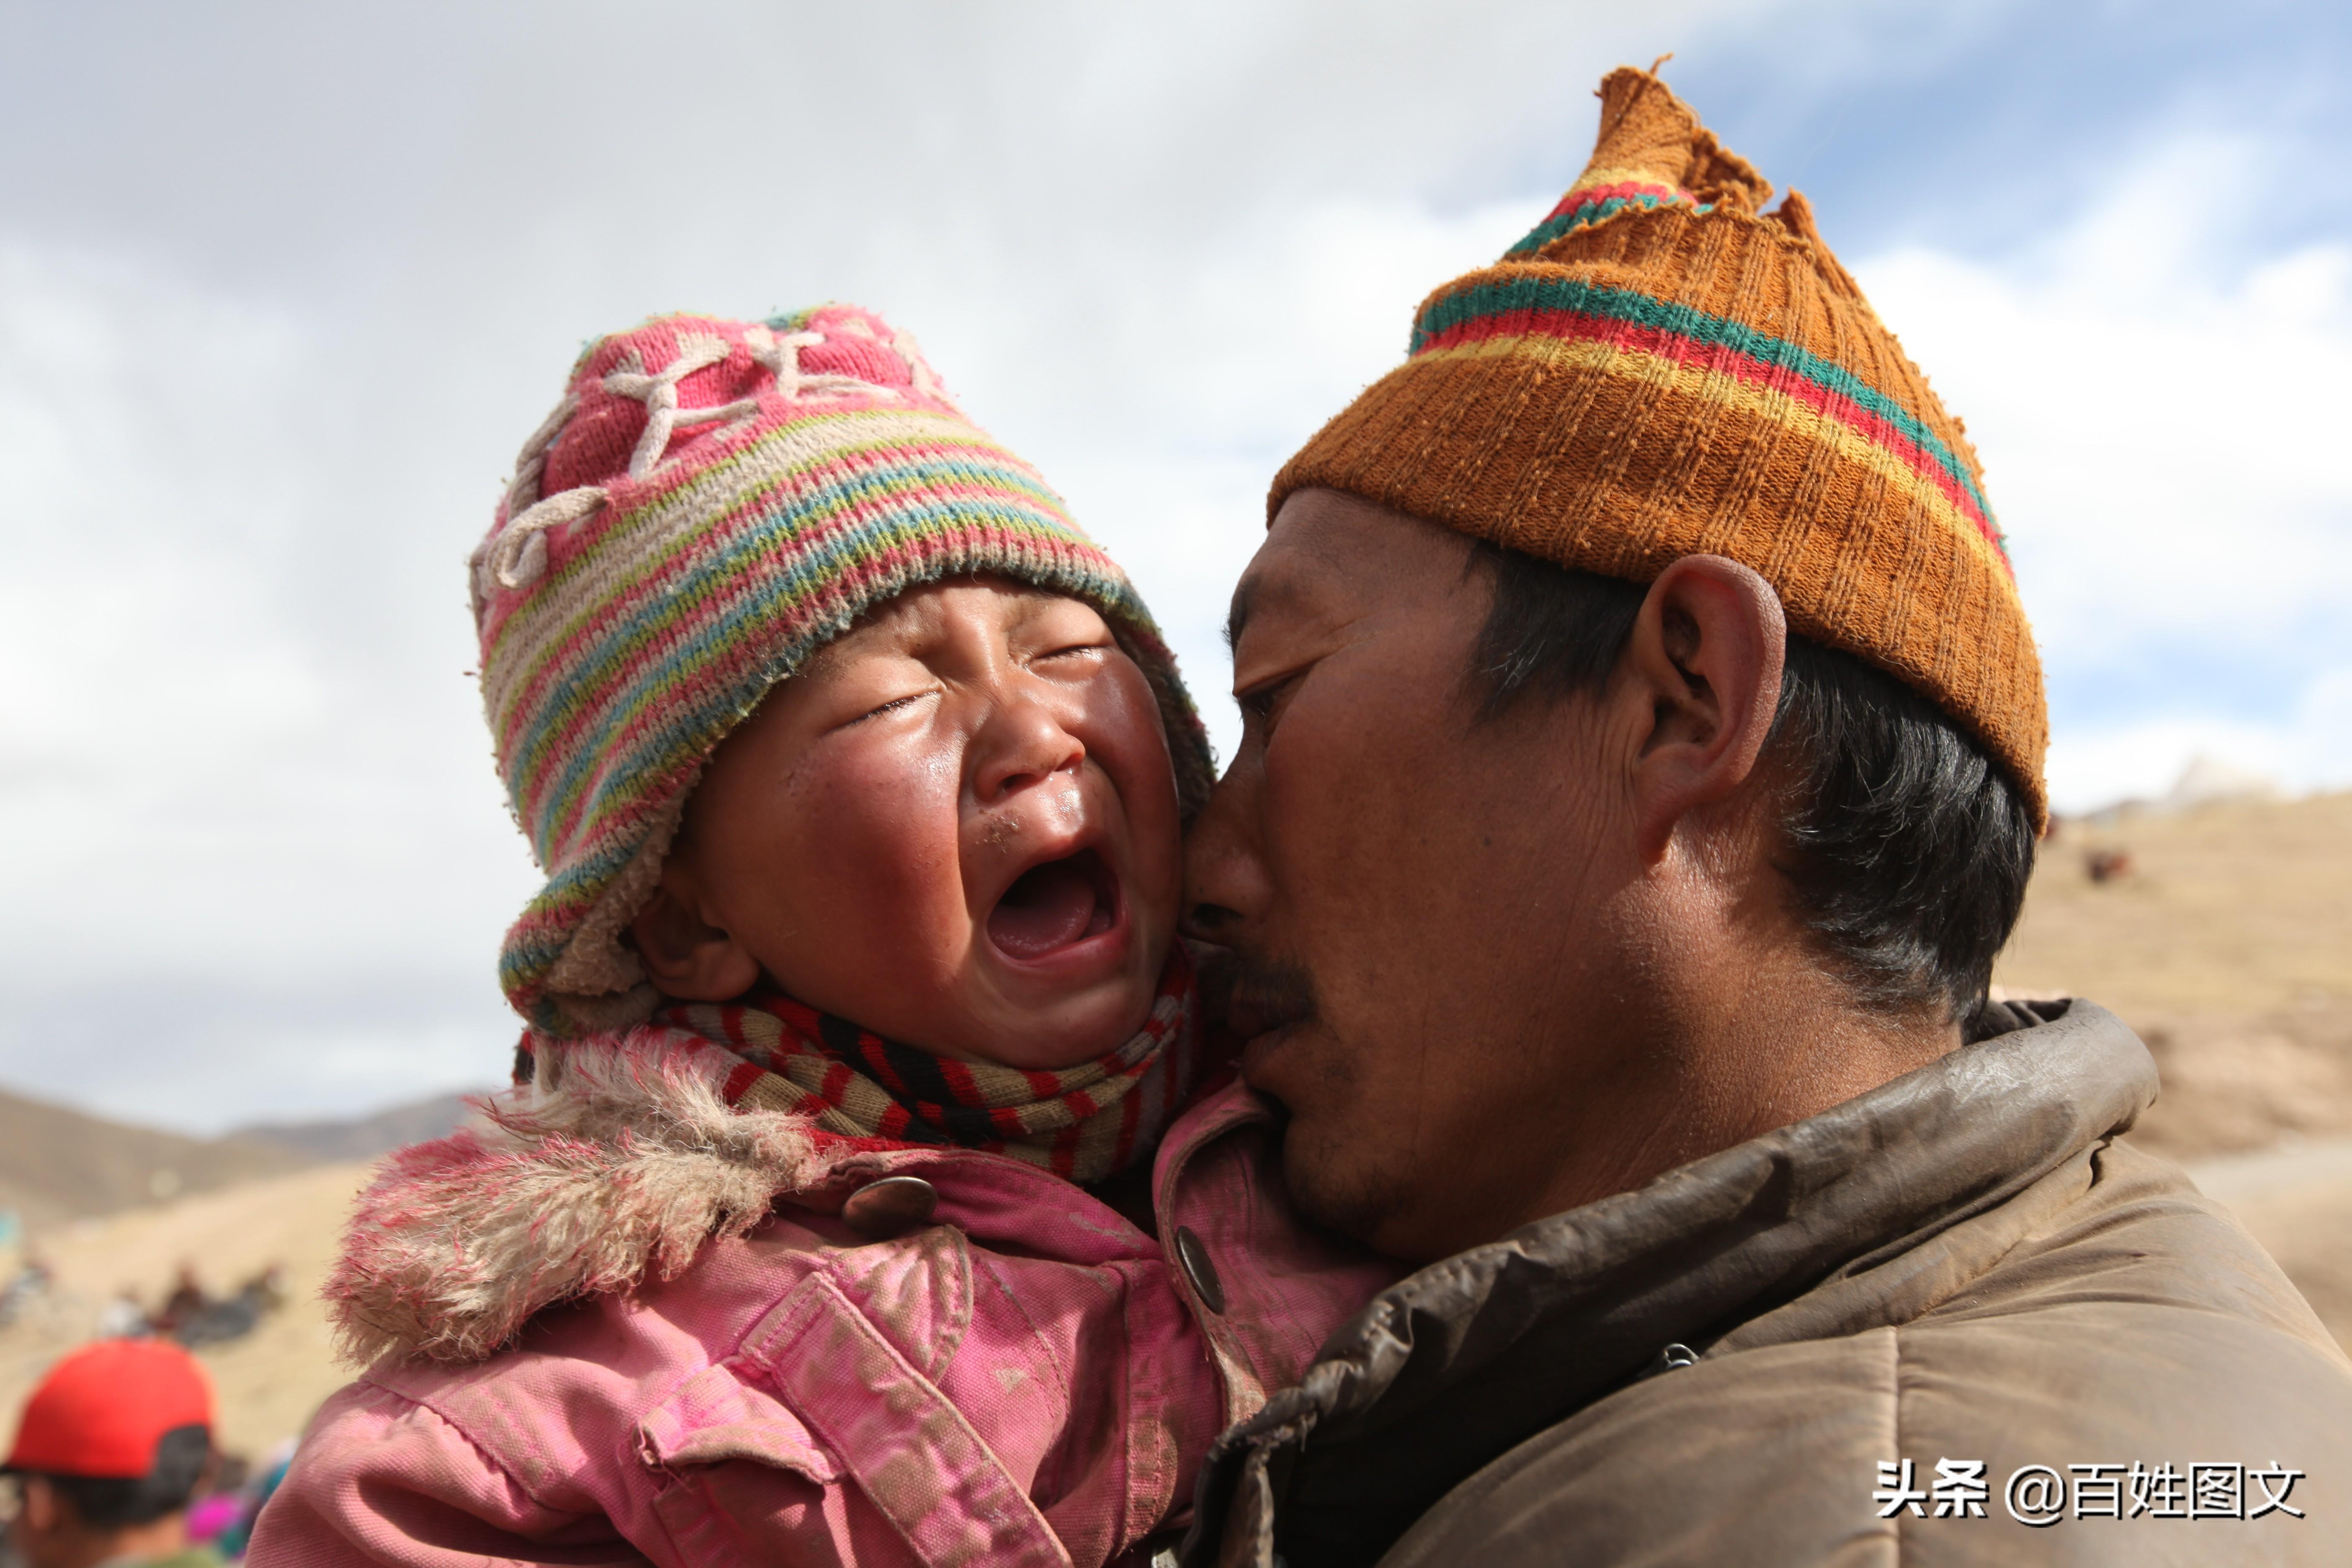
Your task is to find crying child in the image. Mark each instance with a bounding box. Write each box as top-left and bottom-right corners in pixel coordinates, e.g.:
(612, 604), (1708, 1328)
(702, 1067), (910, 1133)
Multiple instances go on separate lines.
(248, 305), (1395, 1568)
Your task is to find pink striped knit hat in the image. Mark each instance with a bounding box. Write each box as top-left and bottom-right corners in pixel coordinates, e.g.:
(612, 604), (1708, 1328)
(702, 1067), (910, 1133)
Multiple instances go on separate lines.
(470, 304), (1212, 1037)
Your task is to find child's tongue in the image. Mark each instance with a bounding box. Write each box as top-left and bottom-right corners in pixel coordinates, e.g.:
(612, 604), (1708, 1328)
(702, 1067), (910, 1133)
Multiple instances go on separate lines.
(988, 857), (1104, 959)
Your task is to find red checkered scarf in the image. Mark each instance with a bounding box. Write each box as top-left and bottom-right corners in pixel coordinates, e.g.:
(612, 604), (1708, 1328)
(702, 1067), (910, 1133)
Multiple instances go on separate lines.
(651, 946), (1199, 1185)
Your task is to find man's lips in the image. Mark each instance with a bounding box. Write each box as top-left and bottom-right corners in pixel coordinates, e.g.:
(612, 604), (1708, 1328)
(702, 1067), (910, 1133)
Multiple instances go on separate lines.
(986, 846), (1122, 961)
(1222, 953), (1319, 1042)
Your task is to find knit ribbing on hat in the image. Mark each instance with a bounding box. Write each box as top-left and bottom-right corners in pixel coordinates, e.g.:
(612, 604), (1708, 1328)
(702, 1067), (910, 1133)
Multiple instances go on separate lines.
(1268, 67), (2048, 824)
(471, 305), (1213, 1036)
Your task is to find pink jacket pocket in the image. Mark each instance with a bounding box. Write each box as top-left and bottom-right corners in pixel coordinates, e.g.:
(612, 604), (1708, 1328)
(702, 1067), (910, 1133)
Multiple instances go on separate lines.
(743, 1271), (1074, 1568)
(637, 1362), (839, 1483)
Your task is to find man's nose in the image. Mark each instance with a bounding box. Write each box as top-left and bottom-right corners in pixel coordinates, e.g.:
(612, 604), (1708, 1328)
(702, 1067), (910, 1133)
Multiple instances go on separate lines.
(973, 682), (1084, 803)
(1182, 754), (1269, 943)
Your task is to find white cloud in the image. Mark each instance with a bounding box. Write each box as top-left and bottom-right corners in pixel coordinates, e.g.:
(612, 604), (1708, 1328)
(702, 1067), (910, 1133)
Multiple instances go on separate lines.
(0, 248), (539, 1122)
(2042, 668), (2352, 814)
(1854, 132), (2352, 811)
(1009, 194), (1539, 760)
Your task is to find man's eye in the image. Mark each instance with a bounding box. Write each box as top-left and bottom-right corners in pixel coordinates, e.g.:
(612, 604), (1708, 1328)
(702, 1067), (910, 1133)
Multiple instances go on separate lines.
(1236, 672), (1300, 726)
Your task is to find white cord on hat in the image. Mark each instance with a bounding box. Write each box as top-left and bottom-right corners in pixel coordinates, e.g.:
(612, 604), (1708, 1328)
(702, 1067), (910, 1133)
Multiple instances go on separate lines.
(482, 484), (609, 593)
(602, 335), (740, 478)
(476, 318), (931, 600)
(746, 322), (892, 405)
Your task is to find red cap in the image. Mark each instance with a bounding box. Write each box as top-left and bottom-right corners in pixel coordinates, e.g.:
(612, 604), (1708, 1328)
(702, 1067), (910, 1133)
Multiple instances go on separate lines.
(4, 1341), (213, 1479)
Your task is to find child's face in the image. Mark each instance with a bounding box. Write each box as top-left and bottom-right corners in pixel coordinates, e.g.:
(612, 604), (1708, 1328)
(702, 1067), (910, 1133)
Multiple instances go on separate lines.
(633, 578), (1182, 1071)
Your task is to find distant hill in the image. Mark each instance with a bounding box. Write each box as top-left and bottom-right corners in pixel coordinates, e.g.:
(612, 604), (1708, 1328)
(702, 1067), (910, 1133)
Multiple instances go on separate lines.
(0, 1091), (310, 1233)
(0, 1088), (495, 1235)
(232, 1091), (484, 1163)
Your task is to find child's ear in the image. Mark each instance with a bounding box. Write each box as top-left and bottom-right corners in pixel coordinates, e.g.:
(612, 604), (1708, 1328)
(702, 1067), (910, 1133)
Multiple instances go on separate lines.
(629, 861), (761, 1001)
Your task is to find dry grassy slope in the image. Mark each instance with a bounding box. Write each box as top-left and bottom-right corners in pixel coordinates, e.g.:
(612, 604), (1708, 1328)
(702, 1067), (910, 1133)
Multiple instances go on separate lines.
(1997, 791), (2352, 1015)
(1994, 791), (2352, 1350)
(235, 1092), (481, 1163)
(1994, 790), (2352, 1160)
(0, 1163), (371, 1460)
(0, 1091), (312, 1231)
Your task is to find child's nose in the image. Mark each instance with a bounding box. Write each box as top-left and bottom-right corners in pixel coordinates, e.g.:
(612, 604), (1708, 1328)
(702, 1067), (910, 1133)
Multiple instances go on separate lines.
(973, 686), (1085, 803)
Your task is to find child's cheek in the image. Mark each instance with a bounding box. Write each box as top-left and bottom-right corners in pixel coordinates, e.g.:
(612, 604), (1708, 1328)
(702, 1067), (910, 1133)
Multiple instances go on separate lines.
(1065, 660), (1154, 787)
(791, 726), (974, 962)
(1086, 662), (1184, 881)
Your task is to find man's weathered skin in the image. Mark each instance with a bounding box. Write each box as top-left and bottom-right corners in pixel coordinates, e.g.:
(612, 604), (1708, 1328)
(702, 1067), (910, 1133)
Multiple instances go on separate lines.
(1187, 490), (1965, 1263)
(1189, 1001), (2352, 1566)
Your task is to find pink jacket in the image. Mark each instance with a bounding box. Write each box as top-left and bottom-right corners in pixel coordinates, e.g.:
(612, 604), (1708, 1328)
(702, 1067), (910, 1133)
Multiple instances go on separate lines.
(250, 1032), (1393, 1568)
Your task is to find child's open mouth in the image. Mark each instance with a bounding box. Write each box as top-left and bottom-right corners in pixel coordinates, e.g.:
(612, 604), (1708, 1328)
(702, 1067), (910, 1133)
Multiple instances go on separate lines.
(986, 848), (1121, 960)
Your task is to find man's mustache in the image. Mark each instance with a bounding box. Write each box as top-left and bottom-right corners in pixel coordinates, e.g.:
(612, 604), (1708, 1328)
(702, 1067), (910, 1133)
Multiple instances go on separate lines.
(1218, 949), (1320, 1040)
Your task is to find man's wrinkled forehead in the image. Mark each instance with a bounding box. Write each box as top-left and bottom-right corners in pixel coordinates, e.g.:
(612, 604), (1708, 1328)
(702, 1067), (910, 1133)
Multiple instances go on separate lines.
(1227, 491), (1402, 654)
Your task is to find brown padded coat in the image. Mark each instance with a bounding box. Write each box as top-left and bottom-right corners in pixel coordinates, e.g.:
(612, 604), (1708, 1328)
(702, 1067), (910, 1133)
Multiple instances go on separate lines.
(1184, 1001), (2352, 1566)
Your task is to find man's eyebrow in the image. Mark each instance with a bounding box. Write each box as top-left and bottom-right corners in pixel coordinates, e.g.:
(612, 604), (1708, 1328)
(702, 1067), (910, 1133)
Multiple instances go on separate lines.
(1224, 577), (1256, 654)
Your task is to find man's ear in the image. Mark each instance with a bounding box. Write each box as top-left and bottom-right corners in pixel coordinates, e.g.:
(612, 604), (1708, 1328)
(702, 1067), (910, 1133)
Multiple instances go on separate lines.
(629, 857), (761, 1002)
(1620, 554), (1786, 863)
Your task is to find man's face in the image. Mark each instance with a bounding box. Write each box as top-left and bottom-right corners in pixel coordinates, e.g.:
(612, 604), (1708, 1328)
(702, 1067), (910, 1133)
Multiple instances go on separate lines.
(1186, 490), (1660, 1262)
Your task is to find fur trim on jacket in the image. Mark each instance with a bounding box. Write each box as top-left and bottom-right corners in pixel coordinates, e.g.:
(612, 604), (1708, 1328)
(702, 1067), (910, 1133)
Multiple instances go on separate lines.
(325, 1034), (839, 1366)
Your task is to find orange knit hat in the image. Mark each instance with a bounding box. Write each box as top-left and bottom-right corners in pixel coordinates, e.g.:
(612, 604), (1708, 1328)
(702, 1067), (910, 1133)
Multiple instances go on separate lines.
(1271, 66), (2047, 824)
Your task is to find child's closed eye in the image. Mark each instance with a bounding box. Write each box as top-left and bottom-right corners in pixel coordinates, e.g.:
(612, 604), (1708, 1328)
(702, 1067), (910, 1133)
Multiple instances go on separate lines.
(840, 684), (940, 727)
(856, 693), (925, 721)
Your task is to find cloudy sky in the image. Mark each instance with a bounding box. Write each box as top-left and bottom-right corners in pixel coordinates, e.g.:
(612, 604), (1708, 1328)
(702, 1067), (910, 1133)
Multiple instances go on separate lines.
(3, 0), (2347, 1133)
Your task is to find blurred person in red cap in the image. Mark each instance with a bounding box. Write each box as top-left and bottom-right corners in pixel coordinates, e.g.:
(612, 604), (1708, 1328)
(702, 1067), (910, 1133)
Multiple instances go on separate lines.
(2, 1341), (217, 1568)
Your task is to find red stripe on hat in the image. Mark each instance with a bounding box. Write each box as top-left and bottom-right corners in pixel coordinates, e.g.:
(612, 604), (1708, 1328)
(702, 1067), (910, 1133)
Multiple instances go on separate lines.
(1416, 309), (1992, 539)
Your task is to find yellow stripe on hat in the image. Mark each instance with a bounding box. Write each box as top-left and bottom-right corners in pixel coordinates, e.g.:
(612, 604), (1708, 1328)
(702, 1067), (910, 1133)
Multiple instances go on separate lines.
(1412, 333), (2015, 581)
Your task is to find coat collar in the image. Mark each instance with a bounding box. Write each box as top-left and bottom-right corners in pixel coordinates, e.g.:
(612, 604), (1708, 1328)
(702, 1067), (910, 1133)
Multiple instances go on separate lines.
(327, 1015), (1252, 1369)
(325, 1031), (848, 1366)
(1186, 1000), (2159, 1568)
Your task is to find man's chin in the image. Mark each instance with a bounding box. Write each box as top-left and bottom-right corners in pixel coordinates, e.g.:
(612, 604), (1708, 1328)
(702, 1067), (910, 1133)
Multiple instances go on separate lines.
(1273, 1111), (1402, 1252)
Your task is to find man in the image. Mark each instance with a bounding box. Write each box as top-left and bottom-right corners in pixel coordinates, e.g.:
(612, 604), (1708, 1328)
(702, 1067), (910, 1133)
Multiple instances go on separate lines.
(1178, 67), (2352, 1564)
(3, 1341), (217, 1568)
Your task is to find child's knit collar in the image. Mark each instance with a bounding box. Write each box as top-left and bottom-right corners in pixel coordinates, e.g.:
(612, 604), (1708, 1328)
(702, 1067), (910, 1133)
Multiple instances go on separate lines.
(647, 946), (1200, 1185)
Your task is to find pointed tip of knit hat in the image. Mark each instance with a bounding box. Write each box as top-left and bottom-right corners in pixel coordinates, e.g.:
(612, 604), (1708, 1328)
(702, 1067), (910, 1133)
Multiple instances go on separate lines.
(1269, 65), (2049, 829)
(1504, 64), (1773, 258)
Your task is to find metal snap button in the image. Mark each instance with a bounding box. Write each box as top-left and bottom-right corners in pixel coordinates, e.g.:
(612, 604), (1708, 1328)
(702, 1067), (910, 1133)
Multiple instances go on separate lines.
(1173, 1224), (1226, 1315)
(841, 1175), (938, 1240)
